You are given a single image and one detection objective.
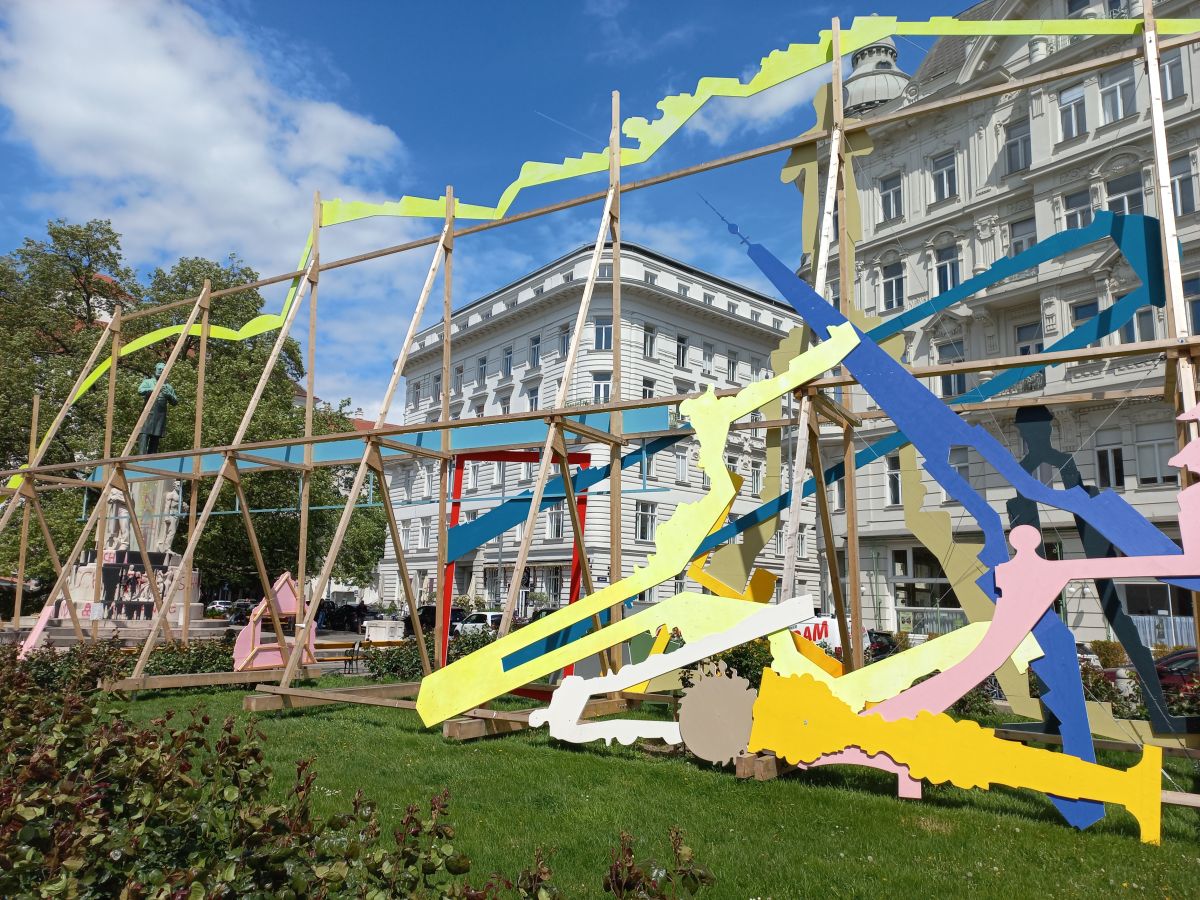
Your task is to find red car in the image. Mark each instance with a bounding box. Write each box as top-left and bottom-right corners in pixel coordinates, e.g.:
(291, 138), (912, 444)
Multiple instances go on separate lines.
(1157, 649), (1198, 692)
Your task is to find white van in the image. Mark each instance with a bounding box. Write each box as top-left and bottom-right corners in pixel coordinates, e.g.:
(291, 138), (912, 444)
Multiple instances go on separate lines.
(457, 611), (504, 635)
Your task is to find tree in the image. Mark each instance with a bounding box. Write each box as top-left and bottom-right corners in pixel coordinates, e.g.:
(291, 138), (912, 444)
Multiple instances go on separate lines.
(0, 221), (386, 599)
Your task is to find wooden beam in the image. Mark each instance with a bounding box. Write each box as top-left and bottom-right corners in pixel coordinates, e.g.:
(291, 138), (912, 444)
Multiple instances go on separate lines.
(232, 451), (313, 472)
(498, 186), (616, 637)
(435, 186), (455, 669)
(108, 666), (324, 692)
(185, 282), (211, 646)
(375, 438), (451, 460)
(607, 88), (625, 670)
(809, 418), (852, 671)
(10, 394), (37, 630)
(113, 468), (176, 643)
(26, 480), (85, 640)
(842, 421), (863, 670)
(554, 450), (608, 675)
(244, 681), (423, 712)
(230, 464), (292, 669)
(780, 393), (813, 603)
(555, 417), (626, 447)
(296, 192), (320, 609)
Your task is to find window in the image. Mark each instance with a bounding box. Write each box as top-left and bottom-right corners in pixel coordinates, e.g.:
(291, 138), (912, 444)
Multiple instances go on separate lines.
(886, 455), (902, 506)
(675, 334), (689, 368)
(533, 285), (543, 296)
(1071, 299), (1099, 328)
(642, 324), (656, 358)
(727, 300), (737, 314)
(408, 522), (418, 550)
(644, 271), (658, 286)
(529, 335), (541, 367)
(750, 309), (761, 323)
(1107, 171), (1144, 215)
(1171, 156), (1196, 216)
(931, 151), (957, 202)
(593, 371), (611, 403)
(472, 402), (484, 418)
(501, 346), (513, 377)
(1059, 83), (1087, 140)
(598, 263), (613, 279)
(703, 292), (715, 305)
(635, 501), (657, 541)
(702, 343), (714, 375)
(675, 448), (688, 484)
(594, 316), (612, 350)
(1009, 217), (1037, 256)
(1187, 276), (1200, 334)
(1004, 118), (1031, 174)
(521, 461), (533, 482)
(431, 373), (442, 402)
(1015, 320), (1044, 355)
(948, 447), (970, 487)
(772, 317), (784, 330)
(676, 281), (690, 297)
(562, 269), (574, 283)
(937, 340), (967, 396)
(880, 174), (903, 221)
(935, 246), (960, 293)
(700, 464), (710, 490)
(420, 517), (431, 550)
(499, 396), (510, 416)
(834, 477), (846, 511)
(642, 378), (655, 399)
(751, 460), (763, 496)
(1160, 48), (1184, 102)
(548, 503), (564, 540)
(750, 410), (763, 433)
(881, 261), (904, 310)
(727, 351), (739, 382)
(1067, 0), (1089, 12)
(410, 378), (422, 407)
(452, 364), (464, 394)
(468, 460), (479, 491)
(1100, 65), (1135, 123)
(1095, 427), (1126, 490)
(559, 323), (570, 356)
(1135, 422), (1178, 485)
(1065, 189), (1093, 229)
(527, 386), (539, 410)
(1120, 305), (1157, 344)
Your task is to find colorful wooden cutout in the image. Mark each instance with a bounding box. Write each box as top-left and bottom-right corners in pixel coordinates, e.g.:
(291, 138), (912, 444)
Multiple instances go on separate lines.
(232, 572), (317, 671)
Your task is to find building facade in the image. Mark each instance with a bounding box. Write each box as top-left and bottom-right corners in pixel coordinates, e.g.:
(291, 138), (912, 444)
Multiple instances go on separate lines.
(813, 0), (1199, 643)
(375, 243), (819, 618)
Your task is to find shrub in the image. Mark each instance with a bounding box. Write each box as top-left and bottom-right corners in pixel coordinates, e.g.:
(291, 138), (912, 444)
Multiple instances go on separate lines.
(364, 631), (496, 682)
(19, 636), (237, 692)
(1091, 640), (1128, 669)
(712, 638), (773, 690)
(0, 643), (553, 897)
(602, 827), (715, 898)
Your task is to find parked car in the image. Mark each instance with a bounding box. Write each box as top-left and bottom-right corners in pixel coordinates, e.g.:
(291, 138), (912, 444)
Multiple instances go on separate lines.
(207, 600), (233, 615)
(415, 605), (467, 636)
(1157, 648), (1198, 692)
(457, 611), (504, 635)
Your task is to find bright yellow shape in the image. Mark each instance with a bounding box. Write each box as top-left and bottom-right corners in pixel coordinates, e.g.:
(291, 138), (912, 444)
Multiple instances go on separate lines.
(415, 323), (861, 726)
(790, 631), (844, 678)
(766, 623), (1042, 712)
(750, 671), (1163, 843)
(686, 473), (778, 603)
(322, 18), (1198, 224)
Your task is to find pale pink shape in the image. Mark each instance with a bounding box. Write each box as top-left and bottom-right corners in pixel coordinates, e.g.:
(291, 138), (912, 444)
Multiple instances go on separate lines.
(793, 747), (922, 798)
(233, 573), (316, 671)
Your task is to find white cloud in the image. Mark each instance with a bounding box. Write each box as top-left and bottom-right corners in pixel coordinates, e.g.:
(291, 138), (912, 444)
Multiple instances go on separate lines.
(583, 0), (701, 65)
(688, 63), (831, 147)
(0, 0), (422, 409)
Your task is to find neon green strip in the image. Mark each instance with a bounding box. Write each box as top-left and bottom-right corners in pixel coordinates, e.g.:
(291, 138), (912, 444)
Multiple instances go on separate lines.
(321, 17), (1199, 224)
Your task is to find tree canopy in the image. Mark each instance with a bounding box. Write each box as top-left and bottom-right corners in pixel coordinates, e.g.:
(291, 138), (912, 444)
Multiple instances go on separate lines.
(0, 219), (386, 603)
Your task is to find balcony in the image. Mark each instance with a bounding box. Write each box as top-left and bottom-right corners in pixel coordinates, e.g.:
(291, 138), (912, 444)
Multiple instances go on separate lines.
(997, 370), (1046, 396)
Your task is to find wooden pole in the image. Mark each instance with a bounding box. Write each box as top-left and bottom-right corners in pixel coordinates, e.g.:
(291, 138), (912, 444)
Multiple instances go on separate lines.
(22, 289), (207, 654)
(0, 321), (114, 538)
(435, 186), (454, 669)
(230, 466), (291, 667)
(808, 417), (853, 670)
(607, 90), (624, 669)
(497, 186), (616, 636)
(127, 267), (313, 673)
(554, 448), (608, 674)
(370, 450), (431, 676)
(184, 280), (212, 644)
(10, 393), (38, 630)
(113, 467), (176, 642)
(780, 392), (813, 600)
(276, 228), (448, 688)
(90, 306), (125, 632)
(297, 194), (320, 602)
(26, 488), (83, 629)
(842, 421), (863, 669)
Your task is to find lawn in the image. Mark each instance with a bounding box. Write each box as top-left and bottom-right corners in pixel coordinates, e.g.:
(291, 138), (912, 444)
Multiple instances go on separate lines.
(121, 681), (1200, 899)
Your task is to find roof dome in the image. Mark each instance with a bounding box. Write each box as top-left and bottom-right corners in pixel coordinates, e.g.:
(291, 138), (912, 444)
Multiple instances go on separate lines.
(844, 36), (910, 117)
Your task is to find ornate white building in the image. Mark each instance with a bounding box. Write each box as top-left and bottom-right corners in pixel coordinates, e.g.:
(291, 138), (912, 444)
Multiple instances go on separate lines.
(374, 243), (818, 618)
(812, 0), (1199, 643)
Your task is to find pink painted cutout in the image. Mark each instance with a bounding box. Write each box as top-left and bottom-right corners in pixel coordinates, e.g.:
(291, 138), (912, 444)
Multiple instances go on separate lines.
(233, 572), (317, 670)
(794, 747), (922, 798)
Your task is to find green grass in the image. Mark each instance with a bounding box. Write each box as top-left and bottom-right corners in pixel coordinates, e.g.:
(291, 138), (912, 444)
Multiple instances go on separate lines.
(120, 680), (1200, 899)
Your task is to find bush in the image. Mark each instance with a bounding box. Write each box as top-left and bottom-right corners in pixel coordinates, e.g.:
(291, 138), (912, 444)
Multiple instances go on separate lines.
(364, 631), (496, 682)
(0, 643), (553, 897)
(1091, 640), (1128, 669)
(603, 827), (715, 898)
(19, 636), (237, 692)
(712, 638), (773, 690)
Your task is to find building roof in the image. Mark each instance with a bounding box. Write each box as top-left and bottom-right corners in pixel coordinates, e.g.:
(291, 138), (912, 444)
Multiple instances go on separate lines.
(912, 0), (1006, 84)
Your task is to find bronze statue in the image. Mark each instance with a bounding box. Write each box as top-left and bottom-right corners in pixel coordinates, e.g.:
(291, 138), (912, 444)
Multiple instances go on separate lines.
(137, 362), (178, 455)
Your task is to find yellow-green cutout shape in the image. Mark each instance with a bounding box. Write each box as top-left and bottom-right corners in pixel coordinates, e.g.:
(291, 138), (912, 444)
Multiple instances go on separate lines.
(322, 17), (1200, 224)
(415, 323), (862, 726)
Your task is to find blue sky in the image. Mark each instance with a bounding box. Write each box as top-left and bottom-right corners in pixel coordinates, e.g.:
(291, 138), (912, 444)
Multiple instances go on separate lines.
(0, 0), (963, 416)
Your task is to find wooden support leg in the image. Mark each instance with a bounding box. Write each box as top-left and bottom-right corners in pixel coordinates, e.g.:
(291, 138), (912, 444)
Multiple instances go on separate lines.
(555, 450), (608, 676)
(842, 423), (863, 670)
(231, 466), (292, 667)
(114, 468), (176, 643)
(808, 419), (853, 671)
